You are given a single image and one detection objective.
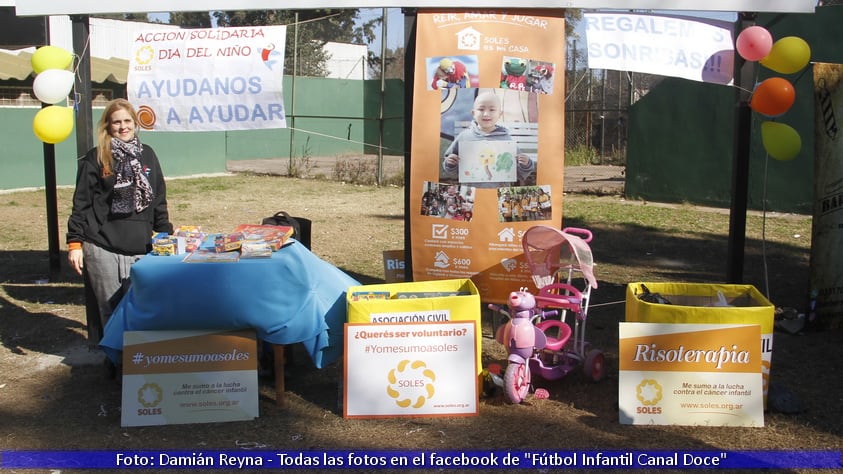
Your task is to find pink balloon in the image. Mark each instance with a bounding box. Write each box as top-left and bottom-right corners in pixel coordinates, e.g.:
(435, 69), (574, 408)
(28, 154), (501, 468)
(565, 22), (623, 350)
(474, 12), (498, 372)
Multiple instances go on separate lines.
(736, 26), (773, 62)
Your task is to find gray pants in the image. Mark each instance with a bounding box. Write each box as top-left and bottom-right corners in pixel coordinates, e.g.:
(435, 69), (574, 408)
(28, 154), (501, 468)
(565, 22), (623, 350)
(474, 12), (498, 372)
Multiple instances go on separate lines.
(83, 242), (144, 332)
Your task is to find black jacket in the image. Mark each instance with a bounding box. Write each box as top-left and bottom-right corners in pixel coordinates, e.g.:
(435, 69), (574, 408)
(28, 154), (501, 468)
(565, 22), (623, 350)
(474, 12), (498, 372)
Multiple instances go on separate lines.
(67, 144), (173, 255)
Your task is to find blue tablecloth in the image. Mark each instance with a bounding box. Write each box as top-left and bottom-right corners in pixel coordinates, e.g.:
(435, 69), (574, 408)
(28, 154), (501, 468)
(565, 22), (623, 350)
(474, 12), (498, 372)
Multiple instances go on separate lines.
(100, 241), (359, 368)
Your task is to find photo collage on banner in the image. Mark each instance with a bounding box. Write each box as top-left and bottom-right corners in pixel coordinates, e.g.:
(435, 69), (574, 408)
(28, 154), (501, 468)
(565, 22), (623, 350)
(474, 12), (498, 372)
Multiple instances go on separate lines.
(411, 10), (566, 303)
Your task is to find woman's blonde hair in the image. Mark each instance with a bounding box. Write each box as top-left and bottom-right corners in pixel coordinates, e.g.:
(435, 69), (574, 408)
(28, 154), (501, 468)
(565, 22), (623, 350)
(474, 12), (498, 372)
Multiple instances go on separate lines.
(96, 98), (139, 177)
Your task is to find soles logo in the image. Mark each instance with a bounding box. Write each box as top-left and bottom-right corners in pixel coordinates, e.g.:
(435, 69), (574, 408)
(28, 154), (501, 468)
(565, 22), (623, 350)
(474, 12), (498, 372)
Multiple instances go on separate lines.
(635, 378), (663, 415)
(386, 359), (436, 409)
(137, 382), (164, 416)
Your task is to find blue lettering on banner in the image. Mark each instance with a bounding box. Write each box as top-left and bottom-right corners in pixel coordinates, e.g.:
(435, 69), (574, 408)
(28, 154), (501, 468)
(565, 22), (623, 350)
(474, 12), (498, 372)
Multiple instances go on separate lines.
(166, 103), (285, 125)
(586, 15), (726, 42)
(587, 43), (706, 69)
(135, 77), (263, 98)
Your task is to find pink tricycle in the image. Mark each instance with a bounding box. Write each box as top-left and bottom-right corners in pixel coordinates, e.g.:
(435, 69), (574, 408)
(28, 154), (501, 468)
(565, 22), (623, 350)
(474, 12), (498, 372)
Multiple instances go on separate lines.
(489, 226), (605, 404)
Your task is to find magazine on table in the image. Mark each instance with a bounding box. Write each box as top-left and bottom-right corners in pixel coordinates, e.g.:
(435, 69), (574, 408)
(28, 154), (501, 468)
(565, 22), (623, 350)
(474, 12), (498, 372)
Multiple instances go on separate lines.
(182, 249), (240, 263)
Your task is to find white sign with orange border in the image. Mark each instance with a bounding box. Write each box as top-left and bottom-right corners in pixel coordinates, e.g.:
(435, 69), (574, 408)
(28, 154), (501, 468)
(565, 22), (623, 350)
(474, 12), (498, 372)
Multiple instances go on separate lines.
(618, 322), (764, 427)
(344, 321), (477, 418)
(121, 329), (259, 427)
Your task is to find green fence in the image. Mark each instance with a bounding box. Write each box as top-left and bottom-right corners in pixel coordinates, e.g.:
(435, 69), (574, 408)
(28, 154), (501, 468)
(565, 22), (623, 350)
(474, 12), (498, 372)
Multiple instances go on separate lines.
(0, 77), (405, 190)
(626, 7), (843, 214)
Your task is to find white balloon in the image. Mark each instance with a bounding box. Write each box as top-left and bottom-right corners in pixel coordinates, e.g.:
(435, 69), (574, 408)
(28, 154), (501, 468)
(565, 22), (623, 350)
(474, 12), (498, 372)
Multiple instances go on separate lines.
(33, 69), (75, 104)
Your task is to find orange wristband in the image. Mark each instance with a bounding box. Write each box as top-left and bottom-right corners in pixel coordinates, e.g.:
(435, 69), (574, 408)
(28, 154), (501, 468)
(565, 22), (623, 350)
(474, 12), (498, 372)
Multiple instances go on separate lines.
(68, 242), (82, 251)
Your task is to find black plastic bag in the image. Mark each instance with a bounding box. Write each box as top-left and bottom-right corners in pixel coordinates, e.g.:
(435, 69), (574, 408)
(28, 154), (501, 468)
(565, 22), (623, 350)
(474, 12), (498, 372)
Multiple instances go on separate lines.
(638, 283), (671, 305)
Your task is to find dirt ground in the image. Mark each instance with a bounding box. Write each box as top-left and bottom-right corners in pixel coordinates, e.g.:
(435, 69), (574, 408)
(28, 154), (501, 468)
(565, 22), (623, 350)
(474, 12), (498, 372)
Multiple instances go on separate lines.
(1, 167), (840, 473)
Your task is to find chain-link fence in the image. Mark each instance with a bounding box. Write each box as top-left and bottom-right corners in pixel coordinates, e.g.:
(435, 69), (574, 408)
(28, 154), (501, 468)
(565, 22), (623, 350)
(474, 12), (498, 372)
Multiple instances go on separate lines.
(563, 62), (664, 165)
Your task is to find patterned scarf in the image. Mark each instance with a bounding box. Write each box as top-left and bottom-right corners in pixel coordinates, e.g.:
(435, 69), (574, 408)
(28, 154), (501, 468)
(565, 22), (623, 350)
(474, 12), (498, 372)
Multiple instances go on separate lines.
(110, 137), (153, 214)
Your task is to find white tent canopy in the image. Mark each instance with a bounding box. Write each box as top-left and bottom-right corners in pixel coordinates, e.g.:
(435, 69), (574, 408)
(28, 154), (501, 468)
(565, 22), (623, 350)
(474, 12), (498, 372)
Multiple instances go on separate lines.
(13, 0), (817, 16)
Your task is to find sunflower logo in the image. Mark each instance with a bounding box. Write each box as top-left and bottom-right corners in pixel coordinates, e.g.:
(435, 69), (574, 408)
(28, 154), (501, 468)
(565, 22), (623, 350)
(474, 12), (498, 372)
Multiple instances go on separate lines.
(135, 45), (155, 65)
(138, 383), (163, 408)
(636, 379), (663, 406)
(386, 359), (436, 409)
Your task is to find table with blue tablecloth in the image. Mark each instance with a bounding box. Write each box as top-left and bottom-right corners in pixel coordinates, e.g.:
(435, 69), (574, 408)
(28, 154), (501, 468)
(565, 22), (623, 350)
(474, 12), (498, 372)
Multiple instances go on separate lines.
(100, 240), (359, 404)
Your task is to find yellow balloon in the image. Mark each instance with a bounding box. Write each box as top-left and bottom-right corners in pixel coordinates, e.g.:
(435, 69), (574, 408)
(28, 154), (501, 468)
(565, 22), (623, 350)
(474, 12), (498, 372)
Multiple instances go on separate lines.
(32, 106), (74, 144)
(761, 121), (801, 161)
(760, 36), (811, 75)
(31, 45), (73, 74)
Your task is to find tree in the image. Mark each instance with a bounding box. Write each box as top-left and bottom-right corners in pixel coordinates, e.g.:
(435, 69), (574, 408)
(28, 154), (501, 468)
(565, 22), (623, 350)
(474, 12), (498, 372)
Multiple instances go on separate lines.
(212, 9), (376, 77)
(168, 11), (212, 28)
(93, 13), (150, 22)
(368, 46), (405, 81)
(565, 9), (583, 46)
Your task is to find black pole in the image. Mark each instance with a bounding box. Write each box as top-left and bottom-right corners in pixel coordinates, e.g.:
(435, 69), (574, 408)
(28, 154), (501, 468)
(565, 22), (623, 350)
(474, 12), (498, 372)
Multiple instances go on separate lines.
(726, 12), (756, 283)
(34, 22), (61, 277)
(71, 15), (102, 343)
(42, 119), (60, 275)
(72, 15), (93, 153)
(402, 8), (416, 282)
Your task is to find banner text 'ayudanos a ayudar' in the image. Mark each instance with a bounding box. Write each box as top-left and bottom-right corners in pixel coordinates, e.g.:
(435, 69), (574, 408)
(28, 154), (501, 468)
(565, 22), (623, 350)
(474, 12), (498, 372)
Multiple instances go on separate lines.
(128, 25), (286, 132)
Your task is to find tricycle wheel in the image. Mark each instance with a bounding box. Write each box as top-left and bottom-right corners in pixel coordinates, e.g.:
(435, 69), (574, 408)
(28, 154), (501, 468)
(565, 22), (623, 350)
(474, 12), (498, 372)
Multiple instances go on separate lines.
(503, 362), (530, 404)
(583, 349), (606, 382)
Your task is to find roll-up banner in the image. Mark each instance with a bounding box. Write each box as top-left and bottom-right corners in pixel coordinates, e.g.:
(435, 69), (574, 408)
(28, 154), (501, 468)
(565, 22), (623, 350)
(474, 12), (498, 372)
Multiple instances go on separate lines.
(410, 10), (566, 304)
(811, 63), (843, 328)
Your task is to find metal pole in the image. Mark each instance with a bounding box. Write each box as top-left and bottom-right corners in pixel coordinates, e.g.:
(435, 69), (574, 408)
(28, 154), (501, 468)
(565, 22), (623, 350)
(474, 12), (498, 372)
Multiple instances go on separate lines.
(38, 16), (64, 277)
(587, 68), (592, 153)
(287, 13), (298, 174)
(727, 12), (756, 283)
(377, 7), (387, 186)
(403, 8), (416, 281)
(70, 15), (101, 343)
(570, 41), (577, 150)
(72, 15), (94, 152)
(600, 69), (606, 161)
(376, 9), (388, 183)
(42, 114), (60, 275)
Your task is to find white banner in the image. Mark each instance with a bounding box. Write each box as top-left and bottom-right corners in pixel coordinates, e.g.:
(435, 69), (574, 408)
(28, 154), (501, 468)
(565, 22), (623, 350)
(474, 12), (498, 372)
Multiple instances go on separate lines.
(128, 26), (287, 132)
(811, 63), (843, 324)
(585, 13), (735, 85)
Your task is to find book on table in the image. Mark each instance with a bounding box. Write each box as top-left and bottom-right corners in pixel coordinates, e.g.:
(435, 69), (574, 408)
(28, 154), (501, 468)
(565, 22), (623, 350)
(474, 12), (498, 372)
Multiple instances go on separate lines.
(232, 224), (295, 249)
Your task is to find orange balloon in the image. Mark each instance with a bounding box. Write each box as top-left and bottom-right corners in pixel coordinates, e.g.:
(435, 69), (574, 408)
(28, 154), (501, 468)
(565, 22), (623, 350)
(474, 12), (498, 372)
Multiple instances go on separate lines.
(750, 77), (796, 117)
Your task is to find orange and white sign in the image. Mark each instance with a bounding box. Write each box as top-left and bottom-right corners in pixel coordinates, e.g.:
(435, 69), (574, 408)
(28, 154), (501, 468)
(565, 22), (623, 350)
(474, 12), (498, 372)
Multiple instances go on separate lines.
(618, 323), (764, 427)
(121, 329), (259, 427)
(410, 10), (566, 304)
(343, 321), (477, 418)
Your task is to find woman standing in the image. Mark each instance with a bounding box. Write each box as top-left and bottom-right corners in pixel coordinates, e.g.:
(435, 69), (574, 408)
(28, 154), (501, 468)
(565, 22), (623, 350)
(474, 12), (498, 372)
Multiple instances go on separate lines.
(66, 99), (173, 342)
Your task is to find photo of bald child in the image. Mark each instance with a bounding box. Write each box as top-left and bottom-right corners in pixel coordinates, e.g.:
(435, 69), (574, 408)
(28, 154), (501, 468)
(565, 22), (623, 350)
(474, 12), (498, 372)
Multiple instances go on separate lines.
(441, 88), (537, 188)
